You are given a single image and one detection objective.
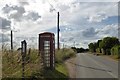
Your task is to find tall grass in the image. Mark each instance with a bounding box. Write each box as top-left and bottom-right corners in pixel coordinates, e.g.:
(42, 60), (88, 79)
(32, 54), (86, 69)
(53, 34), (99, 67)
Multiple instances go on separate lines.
(55, 48), (76, 63)
(2, 47), (41, 78)
(2, 45), (76, 79)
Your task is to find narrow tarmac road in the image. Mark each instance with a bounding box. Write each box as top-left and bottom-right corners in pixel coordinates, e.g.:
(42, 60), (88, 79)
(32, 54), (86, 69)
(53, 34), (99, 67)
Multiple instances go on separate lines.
(66, 53), (118, 79)
(75, 53), (118, 78)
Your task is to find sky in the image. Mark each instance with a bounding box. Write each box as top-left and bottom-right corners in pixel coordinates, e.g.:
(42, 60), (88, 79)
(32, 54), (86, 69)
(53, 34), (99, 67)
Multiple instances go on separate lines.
(0, 0), (120, 49)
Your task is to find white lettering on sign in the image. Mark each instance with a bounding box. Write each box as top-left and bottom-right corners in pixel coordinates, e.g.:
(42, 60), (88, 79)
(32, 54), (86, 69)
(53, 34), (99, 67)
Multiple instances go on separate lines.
(40, 36), (50, 37)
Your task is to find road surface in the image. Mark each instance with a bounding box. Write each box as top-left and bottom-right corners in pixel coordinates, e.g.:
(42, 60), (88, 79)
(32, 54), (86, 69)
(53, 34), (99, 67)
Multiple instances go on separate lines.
(69, 53), (118, 78)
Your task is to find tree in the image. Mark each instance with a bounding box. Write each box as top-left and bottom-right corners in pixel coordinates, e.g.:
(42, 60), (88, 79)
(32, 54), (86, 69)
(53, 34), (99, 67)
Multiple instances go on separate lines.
(71, 47), (88, 53)
(97, 40), (102, 48)
(99, 37), (119, 55)
(88, 43), (96, 52)
(103, 37), (119, 49)
(111, 45), (120, 59)
(76, 47), (85, 53)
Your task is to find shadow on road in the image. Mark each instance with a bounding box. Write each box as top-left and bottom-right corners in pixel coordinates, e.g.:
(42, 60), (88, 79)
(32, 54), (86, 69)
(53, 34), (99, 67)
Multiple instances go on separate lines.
(67, 61), (112, 72)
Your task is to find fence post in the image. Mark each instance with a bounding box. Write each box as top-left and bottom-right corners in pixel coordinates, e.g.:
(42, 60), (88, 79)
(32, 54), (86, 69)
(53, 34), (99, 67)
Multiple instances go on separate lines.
(21, 40), (27, 80)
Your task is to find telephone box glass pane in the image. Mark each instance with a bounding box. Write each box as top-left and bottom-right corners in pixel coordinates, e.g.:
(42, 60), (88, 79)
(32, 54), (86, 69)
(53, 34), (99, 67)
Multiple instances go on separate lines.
(44, 43), (50, 46)
(44, 41), (50, 44)
(44, 50), (50, 53)
(45, 54), (50, 57)
(44, 46), (50, 50)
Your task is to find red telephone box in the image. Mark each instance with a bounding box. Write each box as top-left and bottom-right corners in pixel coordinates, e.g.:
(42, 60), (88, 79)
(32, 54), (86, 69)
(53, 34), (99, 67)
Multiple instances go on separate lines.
(39, 32), (55, 69)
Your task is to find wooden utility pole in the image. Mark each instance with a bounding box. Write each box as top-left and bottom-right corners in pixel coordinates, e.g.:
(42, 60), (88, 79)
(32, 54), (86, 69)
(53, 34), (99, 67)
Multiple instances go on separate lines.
(57, 12), (60, 50)
(11, 30), (13, 52)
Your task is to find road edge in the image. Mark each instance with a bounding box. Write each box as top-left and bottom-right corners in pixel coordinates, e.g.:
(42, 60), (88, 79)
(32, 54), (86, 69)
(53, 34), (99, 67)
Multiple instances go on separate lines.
(65, 57), (76, 78)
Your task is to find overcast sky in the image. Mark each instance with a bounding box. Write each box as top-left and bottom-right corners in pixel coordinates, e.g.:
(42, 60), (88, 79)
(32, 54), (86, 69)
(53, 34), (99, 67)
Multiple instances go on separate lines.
(0, 0), (119, 49)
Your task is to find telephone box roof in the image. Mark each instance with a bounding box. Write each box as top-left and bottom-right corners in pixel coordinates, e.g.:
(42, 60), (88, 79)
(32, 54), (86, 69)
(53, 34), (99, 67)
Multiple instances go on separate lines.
(39, 32), (54, 35)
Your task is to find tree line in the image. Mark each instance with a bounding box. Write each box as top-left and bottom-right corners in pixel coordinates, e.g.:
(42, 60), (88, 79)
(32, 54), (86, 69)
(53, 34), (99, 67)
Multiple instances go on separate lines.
(88, 37), (120, 59)
(71, 47), (89, 53)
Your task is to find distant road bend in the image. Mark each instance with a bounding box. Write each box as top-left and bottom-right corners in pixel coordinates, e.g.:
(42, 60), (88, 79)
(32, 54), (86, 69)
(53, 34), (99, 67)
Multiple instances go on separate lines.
(70, 53), (118, 78)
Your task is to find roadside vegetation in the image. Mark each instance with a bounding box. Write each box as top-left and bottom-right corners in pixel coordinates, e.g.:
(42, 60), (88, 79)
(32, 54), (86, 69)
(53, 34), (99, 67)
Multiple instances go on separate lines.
(2, 48), (41, 78)
(32, 48), (76, 80)
(2, 45), (75, 79)
(88, 37), (120, 59)
(55, 48), (76, 63)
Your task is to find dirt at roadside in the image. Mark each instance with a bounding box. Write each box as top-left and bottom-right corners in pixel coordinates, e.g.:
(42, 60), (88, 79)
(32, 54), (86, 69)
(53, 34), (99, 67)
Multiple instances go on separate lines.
(65, 57), (76, 78)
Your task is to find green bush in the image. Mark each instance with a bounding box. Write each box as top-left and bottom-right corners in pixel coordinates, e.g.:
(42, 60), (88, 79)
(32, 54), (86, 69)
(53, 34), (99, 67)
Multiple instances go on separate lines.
(111, 45), (120, 59)
(96, 48), (101, 53)
(55, 48), (76, 63)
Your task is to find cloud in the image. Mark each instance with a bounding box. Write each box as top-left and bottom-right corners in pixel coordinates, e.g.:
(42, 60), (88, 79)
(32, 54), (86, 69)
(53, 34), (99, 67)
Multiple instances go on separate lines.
(2, 4), (25, 14)
(24, 12), (41, 21)
(96, 24), (118, 37)
(49, 6), (56, 13)
(65, 2), (117, 25)
(2, 4), (41, 22)
(0, 17), (11, 30)
(2, 4), (25, 21)
(87, 13), (108, 23)
(0, 33), (10, 43)
(76, 0), (119, 2)
(2, 4), (13, 13)
(82, 27), (98, 38)
(18, 0), (29, 6)
(56, 4), (70, 12)
(9, 6), (25, 21)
